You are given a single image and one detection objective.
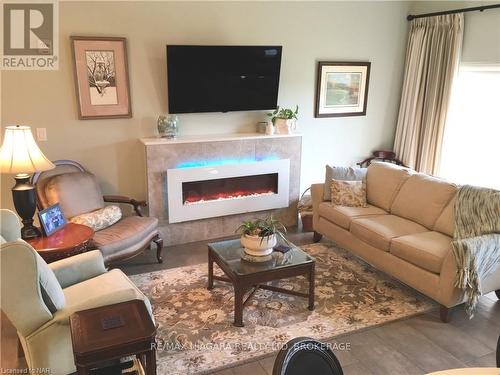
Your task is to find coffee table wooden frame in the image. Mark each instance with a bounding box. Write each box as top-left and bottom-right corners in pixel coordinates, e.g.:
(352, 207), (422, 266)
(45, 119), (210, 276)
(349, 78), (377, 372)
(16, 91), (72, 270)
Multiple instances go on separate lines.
(207, 245), (315, 327)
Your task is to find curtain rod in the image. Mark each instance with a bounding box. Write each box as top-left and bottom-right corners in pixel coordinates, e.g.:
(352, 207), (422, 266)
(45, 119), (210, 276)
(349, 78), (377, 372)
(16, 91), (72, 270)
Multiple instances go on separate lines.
(407, 3), (500, 21)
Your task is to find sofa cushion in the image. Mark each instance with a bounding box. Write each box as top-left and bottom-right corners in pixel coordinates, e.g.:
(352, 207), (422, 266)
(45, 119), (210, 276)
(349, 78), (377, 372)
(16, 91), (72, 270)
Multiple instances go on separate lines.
(318, 202), (387, 230)
(391, 174), (457, 229)
(63, 268), (153, 319)
(44, 172), (104, 219)
(390, 231), (452, 274)
(323, 165), (367, 201)
(365, 162), (412, 211)
(350, 215), (428, 251)
(433, 193), (457, 237)
(92, 216), (158, 260)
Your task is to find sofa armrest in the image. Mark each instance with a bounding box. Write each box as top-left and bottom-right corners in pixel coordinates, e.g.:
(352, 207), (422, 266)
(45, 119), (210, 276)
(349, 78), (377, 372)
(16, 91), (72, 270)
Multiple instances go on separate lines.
(1, 209), (21, 242)
(437, 247), (464, 307)
(103, 195), (147, 217)
(311, 183), (325, 230)
(49, 250), (106, 288)
(439, 238), (500, 307)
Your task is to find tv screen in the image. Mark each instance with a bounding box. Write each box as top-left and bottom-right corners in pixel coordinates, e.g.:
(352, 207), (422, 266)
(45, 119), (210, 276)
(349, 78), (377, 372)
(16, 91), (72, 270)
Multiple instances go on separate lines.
(167, 45), (282, 114)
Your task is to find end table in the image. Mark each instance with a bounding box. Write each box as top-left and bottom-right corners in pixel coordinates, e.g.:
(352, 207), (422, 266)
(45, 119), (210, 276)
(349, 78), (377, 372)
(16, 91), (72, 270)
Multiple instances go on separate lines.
(69, 300), (157, 375)
(27, 223), (94, 263)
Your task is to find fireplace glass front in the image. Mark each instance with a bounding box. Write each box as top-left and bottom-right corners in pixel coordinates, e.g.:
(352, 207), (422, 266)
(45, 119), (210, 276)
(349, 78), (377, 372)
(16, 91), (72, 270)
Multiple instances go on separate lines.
(182, 173), (279, 205)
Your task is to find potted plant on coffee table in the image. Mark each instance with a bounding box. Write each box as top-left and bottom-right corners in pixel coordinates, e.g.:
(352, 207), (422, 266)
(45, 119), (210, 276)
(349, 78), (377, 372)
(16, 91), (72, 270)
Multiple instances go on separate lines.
(236, 216), (287, 258)
(267, 105), (299, 134)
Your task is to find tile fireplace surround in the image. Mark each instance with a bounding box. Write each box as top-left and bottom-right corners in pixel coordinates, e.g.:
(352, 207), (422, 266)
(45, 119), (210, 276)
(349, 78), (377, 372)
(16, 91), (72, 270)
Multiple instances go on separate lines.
(140, 133), (302, 246)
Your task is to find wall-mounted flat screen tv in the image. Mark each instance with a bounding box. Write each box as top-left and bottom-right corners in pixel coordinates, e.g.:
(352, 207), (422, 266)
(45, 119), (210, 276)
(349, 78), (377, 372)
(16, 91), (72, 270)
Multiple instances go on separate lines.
(167, 45), (282, 114)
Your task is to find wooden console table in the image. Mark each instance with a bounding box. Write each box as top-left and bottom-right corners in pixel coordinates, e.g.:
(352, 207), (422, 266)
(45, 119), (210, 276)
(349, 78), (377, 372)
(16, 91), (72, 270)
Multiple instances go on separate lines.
(27, 223), (94, 263)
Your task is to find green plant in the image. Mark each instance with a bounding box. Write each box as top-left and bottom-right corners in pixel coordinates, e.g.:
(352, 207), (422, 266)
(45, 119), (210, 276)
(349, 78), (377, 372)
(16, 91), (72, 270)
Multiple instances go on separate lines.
(267, 105), (299, 124)
(235, 219), (261, 236)
(236, 216), (288, 243)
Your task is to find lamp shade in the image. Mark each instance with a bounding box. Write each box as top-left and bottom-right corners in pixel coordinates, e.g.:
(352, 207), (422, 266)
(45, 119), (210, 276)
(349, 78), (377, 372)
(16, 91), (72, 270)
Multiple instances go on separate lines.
(0, 125), (55, 174)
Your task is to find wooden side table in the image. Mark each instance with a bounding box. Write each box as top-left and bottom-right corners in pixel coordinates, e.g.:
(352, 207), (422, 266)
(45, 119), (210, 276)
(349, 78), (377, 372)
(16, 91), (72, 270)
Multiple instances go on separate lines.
(27, 223), (94, 263)
(69, 300), (157, 375)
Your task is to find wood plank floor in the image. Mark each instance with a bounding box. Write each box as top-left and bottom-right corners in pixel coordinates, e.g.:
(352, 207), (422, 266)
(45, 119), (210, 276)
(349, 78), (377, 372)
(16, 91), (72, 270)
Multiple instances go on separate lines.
(2, 231), (499, 375)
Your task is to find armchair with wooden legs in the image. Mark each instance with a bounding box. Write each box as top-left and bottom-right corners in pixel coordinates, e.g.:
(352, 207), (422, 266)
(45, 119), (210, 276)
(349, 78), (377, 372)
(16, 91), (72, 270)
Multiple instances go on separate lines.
(31, 160), (163, 265)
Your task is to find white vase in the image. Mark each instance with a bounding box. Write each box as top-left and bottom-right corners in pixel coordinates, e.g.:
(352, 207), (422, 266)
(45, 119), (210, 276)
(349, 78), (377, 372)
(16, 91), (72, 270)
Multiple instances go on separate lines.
(275, 118), (294, 134)
(274, 118), (286, 134)
(265, 121), (275, 135)
(240, 234), (277, 257)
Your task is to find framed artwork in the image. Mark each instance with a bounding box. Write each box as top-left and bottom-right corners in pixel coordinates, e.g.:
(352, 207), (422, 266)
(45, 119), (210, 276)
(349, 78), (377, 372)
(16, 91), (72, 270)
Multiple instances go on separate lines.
(71, 36), (132, 119)
(38, 203), (67, 236)
(315, 61), (371, 118)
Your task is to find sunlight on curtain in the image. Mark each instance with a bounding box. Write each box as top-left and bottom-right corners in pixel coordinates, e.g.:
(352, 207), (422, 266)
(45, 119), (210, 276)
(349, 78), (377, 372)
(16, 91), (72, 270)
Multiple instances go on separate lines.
(439, 66), (500, 190)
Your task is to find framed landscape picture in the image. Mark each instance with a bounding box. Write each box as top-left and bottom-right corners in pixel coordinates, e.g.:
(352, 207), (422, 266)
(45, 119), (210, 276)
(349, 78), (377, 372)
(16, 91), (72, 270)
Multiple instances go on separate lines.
(71, 36), (132, 119)
(315, 61), (370, 118)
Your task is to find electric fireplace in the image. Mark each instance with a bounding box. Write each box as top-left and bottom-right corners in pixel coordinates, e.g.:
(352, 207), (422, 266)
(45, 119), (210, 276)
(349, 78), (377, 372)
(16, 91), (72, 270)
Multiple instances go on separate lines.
(167, 159), (290, 223)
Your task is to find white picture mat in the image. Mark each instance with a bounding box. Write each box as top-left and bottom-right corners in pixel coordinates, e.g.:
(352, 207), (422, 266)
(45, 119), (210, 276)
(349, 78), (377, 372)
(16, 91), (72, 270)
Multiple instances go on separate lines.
(318, 65), (368, 114)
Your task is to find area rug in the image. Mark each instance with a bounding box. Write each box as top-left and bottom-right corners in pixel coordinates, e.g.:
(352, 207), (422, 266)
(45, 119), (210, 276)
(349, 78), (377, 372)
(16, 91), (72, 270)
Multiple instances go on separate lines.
(130, 242), (435, 374)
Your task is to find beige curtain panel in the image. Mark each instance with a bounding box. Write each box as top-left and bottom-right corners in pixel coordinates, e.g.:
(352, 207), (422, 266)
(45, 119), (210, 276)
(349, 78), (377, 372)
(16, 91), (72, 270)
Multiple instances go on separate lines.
(393, 14), (464, 175)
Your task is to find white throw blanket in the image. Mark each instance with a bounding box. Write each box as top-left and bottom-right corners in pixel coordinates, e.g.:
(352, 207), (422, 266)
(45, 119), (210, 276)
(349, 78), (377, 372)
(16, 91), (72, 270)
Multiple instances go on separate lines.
(452, 185), (500, 317)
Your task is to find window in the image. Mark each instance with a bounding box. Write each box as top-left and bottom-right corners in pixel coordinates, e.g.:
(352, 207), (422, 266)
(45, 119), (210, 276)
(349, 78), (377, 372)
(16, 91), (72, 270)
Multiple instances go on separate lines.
(439, 66), (500, 189)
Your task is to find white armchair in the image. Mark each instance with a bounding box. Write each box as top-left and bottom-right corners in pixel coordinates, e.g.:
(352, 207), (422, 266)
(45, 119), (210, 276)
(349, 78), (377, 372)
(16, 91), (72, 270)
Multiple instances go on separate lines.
(0, 209), (154, 375)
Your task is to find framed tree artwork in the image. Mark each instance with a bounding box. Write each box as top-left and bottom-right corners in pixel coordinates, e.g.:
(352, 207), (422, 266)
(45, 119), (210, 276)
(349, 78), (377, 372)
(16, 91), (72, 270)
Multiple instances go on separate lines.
(315, 61), (370, 118)
(71, 36), (132, 119)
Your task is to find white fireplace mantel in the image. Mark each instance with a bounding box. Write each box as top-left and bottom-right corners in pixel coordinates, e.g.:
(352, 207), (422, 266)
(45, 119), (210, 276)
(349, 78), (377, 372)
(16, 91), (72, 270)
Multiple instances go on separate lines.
(141, 132), (302, 246)
(140, 132), (301, 146)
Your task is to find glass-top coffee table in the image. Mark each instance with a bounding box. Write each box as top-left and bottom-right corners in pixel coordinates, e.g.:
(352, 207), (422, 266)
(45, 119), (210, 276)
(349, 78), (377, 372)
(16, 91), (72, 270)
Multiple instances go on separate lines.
(207, 238), (315, 327)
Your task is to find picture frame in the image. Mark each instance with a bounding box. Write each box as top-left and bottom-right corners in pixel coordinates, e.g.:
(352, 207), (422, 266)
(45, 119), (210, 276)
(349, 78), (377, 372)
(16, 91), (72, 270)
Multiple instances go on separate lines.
(38, 203), (68, 236)
(71, 36), (132, 120)
(315, 61), (371, 118)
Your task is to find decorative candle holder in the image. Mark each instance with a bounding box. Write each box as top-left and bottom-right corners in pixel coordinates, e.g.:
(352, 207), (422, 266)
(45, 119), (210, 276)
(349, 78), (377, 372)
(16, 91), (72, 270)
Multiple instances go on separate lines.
(157, 115), (179, 139)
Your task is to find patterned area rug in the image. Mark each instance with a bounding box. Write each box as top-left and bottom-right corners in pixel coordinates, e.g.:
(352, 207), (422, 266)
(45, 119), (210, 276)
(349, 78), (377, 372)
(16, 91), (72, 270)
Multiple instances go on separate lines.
(131, 242), (435, 374)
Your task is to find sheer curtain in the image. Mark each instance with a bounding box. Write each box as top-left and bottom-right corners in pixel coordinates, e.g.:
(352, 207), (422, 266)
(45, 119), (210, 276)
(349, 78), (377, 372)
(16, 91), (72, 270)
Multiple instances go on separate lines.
(439, 66), (500, 189)
(393, 14), (464, 175)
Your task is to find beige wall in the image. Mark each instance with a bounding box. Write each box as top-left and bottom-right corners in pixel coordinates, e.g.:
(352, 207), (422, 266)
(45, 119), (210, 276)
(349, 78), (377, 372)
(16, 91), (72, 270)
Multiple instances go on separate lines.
(1, 1), (411, 212)
(410, 1), (500, 64)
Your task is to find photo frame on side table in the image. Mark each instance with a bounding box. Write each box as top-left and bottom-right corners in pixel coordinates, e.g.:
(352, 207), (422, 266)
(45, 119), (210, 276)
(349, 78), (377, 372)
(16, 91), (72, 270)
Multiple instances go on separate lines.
(71, 36), (132, 119)
(315, 61), (370, 118)
(38, 203), (68, 236)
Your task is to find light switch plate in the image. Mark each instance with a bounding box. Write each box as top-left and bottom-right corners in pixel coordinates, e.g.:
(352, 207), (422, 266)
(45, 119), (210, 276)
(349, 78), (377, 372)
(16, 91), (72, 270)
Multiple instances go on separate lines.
(36, 128), (47, 141)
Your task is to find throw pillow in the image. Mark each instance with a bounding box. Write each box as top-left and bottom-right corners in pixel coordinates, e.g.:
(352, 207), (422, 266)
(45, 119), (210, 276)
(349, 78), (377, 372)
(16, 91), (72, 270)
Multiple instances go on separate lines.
(330, 179), (368, 207)
(70, 205), (122, 232)
(323, 165), (367, 201)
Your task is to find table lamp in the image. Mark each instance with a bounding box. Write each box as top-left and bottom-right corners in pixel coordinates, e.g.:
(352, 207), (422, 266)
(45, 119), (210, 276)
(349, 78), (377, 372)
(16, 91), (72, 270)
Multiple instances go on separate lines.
(0, 125), (55, 240)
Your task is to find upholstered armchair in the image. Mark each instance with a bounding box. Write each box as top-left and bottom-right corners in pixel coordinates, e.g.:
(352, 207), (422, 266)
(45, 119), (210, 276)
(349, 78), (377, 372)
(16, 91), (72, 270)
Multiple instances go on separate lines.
(32, 160), (163, 264)
(0, 209), (154, 375)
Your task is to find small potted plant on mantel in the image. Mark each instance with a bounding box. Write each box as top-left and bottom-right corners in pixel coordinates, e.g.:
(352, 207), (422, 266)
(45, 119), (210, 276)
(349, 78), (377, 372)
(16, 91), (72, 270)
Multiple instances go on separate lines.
(267, 105), (299, 134)
(236, 216), (287, 258)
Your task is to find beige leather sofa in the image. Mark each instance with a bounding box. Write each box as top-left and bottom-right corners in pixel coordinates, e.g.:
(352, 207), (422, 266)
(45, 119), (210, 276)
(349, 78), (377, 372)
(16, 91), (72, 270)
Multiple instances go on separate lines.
(311, 162), (500, 321)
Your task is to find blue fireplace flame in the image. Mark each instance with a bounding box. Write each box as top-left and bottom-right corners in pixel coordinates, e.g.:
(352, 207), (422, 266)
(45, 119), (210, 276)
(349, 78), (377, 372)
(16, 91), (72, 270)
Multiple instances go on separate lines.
(176, 155), (278, 169)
